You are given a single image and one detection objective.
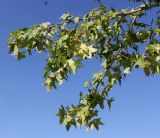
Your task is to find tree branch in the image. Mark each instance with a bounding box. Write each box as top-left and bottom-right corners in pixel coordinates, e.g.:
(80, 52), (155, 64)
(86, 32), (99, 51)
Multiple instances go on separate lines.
(116, 3), (160, 17)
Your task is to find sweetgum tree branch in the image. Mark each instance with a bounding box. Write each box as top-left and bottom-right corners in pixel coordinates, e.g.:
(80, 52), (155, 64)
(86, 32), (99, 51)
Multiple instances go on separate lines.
(116, 3), (160, 16)
(8, 0), (160, 131)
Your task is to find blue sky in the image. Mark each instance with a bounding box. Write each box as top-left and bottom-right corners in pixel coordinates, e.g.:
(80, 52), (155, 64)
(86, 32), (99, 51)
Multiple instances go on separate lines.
(0, 0), (160, 138)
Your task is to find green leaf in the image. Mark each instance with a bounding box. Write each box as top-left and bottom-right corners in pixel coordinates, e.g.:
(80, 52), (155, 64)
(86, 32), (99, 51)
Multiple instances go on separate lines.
(108, 8), (117, 18)
(57, 105), (66, 124)
(107, 97), (115, 110)
(136, 30), (149, 41)
(66, 124), (71, 131)
(144, 67), (150, 76)
(125, 30), (138, 44)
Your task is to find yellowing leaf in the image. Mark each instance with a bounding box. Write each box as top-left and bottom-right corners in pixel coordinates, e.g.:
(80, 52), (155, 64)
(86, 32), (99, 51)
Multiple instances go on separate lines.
(79, 43), (97, 59)
(13, 45), (19, 56)
(74, 17), (80, 23)
(45, 78), (52, 92)
(124, 67), (131, 74)
(60, 13), (72, 20)
(156, 56), (160, 61)
(88, 46), (98, 54)
(67, 59), (82, 74)
(84, 81), (90, 87)
(154, 28), (160, 35)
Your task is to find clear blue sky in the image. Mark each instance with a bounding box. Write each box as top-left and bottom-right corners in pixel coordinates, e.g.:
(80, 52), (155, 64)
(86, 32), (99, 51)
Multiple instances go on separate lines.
(0, 0), (160, 138)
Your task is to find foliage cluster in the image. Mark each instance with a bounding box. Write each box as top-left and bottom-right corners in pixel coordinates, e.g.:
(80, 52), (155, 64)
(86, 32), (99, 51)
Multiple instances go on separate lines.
(7, 0), (160, 130)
